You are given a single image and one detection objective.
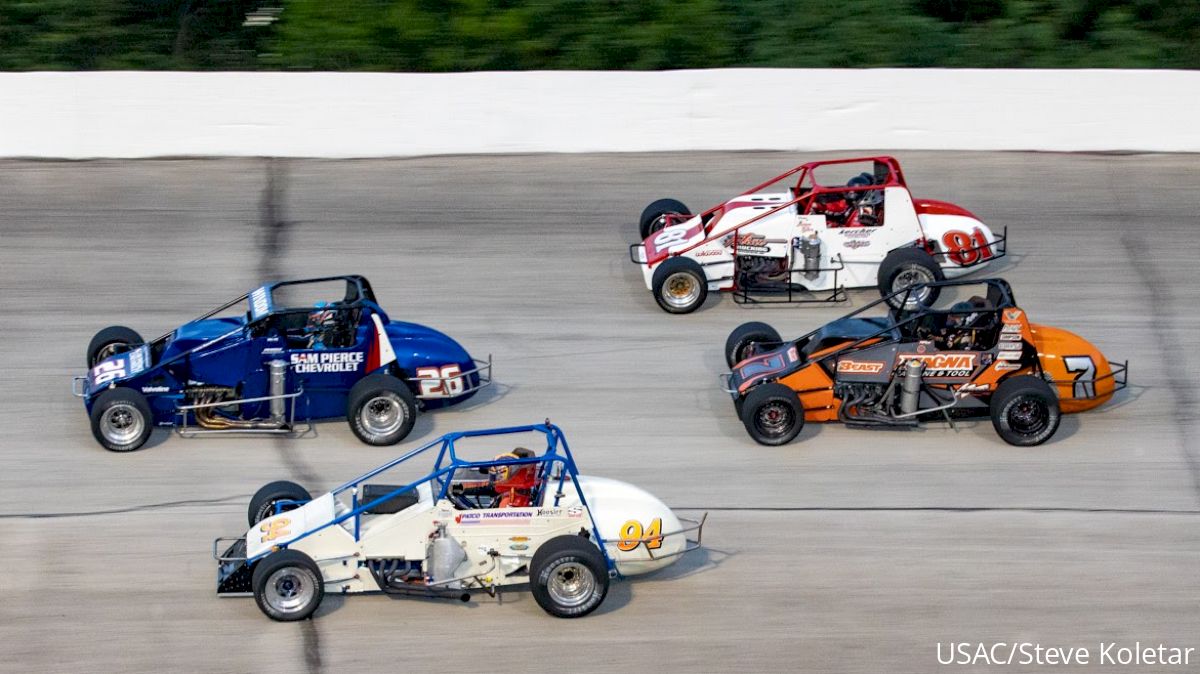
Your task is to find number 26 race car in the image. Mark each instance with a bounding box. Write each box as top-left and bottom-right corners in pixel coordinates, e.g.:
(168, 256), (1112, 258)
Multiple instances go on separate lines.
(214, 422), (704, 620)
(73, 275), (492, 452)
(629, 156), (1007, 314)
(722, 279), (1127, 447)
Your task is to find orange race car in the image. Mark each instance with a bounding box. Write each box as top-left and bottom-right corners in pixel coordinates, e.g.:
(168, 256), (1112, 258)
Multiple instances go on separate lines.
(721, 279), (1127, 446)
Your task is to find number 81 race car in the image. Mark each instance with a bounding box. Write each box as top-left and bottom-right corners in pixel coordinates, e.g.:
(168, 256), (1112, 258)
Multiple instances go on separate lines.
(73, 275), (492, 452)
(629, 156), (1008, 314)
(214, 422), (705, 620)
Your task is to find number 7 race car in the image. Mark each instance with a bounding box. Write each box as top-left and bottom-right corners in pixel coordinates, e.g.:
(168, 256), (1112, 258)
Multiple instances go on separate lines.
(721, 279), (1127, 447)
(214, 422), (705, 620)
(72, 275), (492, 452)
(629, 156), (1008, 314)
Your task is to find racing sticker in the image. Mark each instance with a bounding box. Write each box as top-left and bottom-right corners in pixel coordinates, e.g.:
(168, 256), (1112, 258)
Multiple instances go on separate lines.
(455, 511), (533, 525)
(415, 364), (465, 398)
(1063, 355), (1097, 398)
(722, 232), (771, 254)
(249, 286), (272, 321)
(259, 518), (291, 543)
(837, 360), (886, 374)
(290, 351), (363, 374)
(896, 352), (978, 378)
(617, 518), (663, 552)
(941, 228), (994, 266)
(644, 224), (703, 259)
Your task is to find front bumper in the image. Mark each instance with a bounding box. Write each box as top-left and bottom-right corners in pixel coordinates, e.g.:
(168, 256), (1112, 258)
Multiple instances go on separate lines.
(213, 537), (253, 595)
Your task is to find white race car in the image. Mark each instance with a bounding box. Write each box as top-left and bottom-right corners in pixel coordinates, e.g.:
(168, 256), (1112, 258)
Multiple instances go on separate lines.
(629, 156), (1007, 313)
(215, 422), (704, 620)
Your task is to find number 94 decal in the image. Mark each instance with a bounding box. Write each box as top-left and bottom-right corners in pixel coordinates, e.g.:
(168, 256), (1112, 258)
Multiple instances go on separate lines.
(616, 518), (664, 552)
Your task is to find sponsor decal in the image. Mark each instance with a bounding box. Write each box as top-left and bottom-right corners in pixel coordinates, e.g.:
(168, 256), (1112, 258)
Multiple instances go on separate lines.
(536, 508), (564, 518)
(958, 382), (991, 392)
(837, 360), (886, 374)
(997, 351), (1022, 361)
(995, 361), (1021, 371)
(249, 286), (272, 321)
(509, 536), (530, 542)
(999, 333), (1021, 341)
(262, 347), (283, 354)
(694, 248), (724, 257)
(844, 239), (871, 249)
(787, 346), (799, 362)
(455, 511), (533, 525)
(998, 342), (1022, 352)
(567, 506), (584, 518)
(141, 386), (169, 393)
(1001, 323), (1022, 334)
(128, 346), (147, 373)
(722, 232), (771, 254)
(897, 352), (978, 378)
(1004, 309), (1024, 322)
(839, 228), (874, 238)
(509, 544), (529, 551)
(290, 351), (364, 374)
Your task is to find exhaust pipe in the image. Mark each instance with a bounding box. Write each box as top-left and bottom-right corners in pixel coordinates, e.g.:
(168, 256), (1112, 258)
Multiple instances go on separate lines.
(268, 359), (288, 423)
(193, 360), (290, 430)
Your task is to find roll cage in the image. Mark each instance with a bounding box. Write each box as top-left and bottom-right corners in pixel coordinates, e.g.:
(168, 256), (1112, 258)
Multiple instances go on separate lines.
(233, 423), (702, 576)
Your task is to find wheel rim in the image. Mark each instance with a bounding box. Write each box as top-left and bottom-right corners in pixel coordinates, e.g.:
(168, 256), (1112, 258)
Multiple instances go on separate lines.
(264, 566), (317, 615)
(754, 401), (795, 438)
(892, 266), (935, 307)
(546, 560), (596, 608)
(101, 403), (144, 446)
(360, 394), (405, 436)
(662, 272), (701, 309)
(647, 215), (668, 236)
(1008, 397), (1050, 435)
(256, 500), (298, 524)
(94, 341), (128, 364)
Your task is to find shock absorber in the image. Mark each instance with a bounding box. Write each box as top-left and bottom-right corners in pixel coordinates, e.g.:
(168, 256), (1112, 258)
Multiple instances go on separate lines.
(900, 359), (924, 415)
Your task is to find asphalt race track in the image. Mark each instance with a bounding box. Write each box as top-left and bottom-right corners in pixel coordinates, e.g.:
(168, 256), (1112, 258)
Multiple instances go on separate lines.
(1, 152), (1198, 673)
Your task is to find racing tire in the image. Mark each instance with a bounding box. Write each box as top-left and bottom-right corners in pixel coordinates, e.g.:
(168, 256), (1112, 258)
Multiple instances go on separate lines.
(639, 198), (689, 240)
(86, 325), (144, 368)
(89, 387), (153, 452)
(990, 375), (1061, 447)
(347, 373), (418, 446)
(252, 549), (324, 622)
(725, 321), (783, 368)
(740, 382), (804, 446)
(651, 257), (708, 315)
(878, 248), (944, 310)
(248, 480), (313, 526)
(530, 535), (610, 619)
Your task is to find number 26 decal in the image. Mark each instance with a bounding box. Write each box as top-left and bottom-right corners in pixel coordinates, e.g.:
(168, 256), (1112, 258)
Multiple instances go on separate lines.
(617, 518), (663, 551)
(941, 228), (993, 266)
(91, 360), (126, 386)
(415, 364), (464, 398)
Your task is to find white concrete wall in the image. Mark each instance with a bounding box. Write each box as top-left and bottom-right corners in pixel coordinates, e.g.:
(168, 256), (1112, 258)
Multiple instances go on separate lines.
(0, 69), (1195, 158)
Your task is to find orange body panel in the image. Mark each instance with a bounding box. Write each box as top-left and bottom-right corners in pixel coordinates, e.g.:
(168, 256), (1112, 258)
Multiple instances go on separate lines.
(1029, 323), (1116, 413)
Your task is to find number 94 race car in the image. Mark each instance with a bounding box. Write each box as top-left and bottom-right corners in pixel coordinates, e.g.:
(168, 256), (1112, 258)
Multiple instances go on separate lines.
(214, 422), (705, 620)
(722, 278), (1127, 447)
(72, 275), (492, 452)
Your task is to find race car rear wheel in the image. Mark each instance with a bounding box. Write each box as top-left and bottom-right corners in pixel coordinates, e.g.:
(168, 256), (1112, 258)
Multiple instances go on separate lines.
(990, 375), (1061, 446)
(89, 387), (152, 452)
(725, 321), (783, 368)
(639, 198), (689, 240)
(252, 549), (324, 622)
(248, 480), (313, 526)
(651, 257), (708, 314)
(347, 373), (418, 446)
(86, 325), (144, 368)
(530, 535), (609, 619)
(878, 248), (944, 310)
(740, 382), (804, 446)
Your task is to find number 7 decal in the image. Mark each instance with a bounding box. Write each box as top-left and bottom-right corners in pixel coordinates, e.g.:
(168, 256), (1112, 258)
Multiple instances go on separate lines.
(1063, 356), (1096, 398)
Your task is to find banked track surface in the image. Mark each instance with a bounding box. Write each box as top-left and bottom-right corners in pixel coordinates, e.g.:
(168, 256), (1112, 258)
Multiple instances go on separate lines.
(0, 152), (1197, 673)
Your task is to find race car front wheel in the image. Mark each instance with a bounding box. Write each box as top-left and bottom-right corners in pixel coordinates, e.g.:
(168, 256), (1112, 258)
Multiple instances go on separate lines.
(86, 325), (144, 368)
(252, 549), (324, 622)
(530, 536), (610, 618)
(725, 321), (783, 368)
(990, 375), (1061, 446)
(740, 383), (804, 446)
(248, 481), (313, 526)
(639, 198), (689, 240)
(347, 373), (418, 446)
(89, 387), (152, 452)
(878, 248), (944, 310)
(651, 257), (708, 314)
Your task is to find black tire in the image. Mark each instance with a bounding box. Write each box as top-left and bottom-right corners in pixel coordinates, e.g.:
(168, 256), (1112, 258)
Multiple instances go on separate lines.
(651, 257), (708, 315)
(530, 535), (610, 619)
(740, 382), (804, 446)
(347, 373), (418, 446)
(89, 387), (153, 452)
(248, 480), (313, 526)
(639, 198), (689, 240)
(878, 248), (944, 309)
(990, 375), (1061, 446)
(86, 325), (144, 368)
(252, 549), (324, 622)
(725, 321), (783, 368)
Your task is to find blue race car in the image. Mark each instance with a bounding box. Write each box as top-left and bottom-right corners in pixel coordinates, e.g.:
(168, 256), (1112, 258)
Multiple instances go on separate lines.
(73, 275), (492, 452)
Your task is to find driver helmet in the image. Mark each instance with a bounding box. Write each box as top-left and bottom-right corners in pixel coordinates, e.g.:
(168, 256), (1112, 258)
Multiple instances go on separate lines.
(946, 296), (988, 329)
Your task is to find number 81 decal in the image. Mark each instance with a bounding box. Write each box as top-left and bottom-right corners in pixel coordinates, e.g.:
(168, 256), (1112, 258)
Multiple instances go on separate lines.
(616, 518), (663, 552)
(941, 227), (994, 266)
(415, 364), (465, 398)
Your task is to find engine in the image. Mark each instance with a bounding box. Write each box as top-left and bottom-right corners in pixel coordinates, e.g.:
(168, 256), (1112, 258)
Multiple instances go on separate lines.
(186, 359), (290, 430)
(736, 255), (790, 288)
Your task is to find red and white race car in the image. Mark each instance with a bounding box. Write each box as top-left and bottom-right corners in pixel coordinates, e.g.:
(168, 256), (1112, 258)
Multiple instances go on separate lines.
(628, 156), (1008, 314)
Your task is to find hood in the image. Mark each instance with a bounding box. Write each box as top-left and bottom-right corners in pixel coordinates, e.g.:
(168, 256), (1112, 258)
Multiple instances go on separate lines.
(558, 475), (686, 577)
(1029, 323), (1116, 413)
(913, 198), (979, 219)
(730, 343), (803, 395)
(87, 344), (152, 393)
(158, 317), (245, 362)
(385, 320), (472, 367)
(641, 216), (706, 264)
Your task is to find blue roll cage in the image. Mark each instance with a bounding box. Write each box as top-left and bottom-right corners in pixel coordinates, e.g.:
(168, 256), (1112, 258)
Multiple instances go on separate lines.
(255, 422), (617, 573)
